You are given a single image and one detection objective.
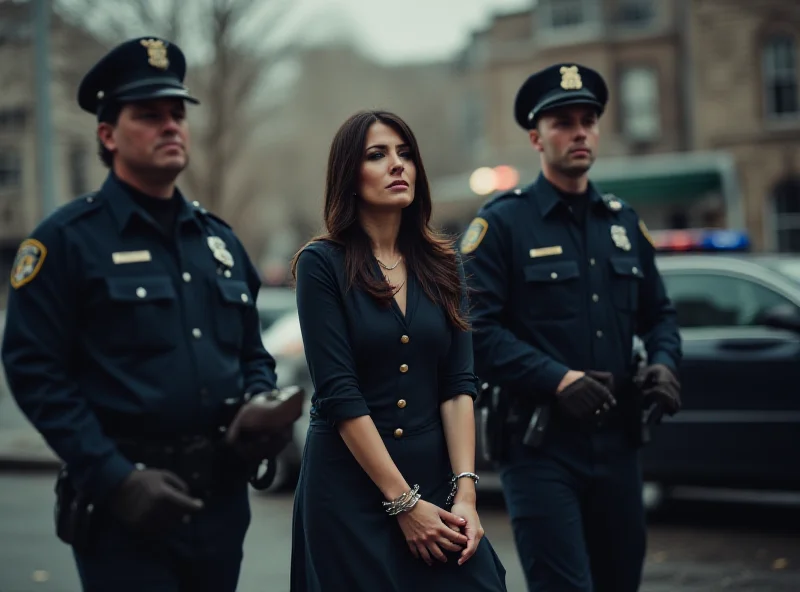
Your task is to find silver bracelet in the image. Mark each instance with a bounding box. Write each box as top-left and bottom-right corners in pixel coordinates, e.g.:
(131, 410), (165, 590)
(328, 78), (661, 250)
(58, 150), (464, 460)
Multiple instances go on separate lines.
(382, 485), (421, 516)
(446, 472), (480, 506)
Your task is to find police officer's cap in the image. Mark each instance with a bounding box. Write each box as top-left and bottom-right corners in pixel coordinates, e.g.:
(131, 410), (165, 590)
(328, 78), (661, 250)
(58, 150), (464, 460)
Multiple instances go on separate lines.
(514, 63), (608, 130)
(78, 36), (199, 119)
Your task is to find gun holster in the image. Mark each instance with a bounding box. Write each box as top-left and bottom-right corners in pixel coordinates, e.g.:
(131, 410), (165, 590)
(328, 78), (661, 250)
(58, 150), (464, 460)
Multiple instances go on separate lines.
(475, 383), (512, 465)
(54, 466), (95, 552)
(621, 376), (662, 448)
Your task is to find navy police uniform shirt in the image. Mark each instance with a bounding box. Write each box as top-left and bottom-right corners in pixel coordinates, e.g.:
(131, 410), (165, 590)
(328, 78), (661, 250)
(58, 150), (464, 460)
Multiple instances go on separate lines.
(1, 173), (277, 501)
(460, 173), (681, 398)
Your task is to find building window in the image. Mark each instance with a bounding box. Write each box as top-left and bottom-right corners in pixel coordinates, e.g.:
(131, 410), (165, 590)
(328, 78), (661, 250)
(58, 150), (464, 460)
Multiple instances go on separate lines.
(762, 34), (799, 119)
(0, 108), (26, 132)
(69, 142), (89, 196)
(774, 178), (800, 252)
(620, 67), (660, 141)
(617, 0), (655, 25)
(461, 91), (484, 159)
(541, 0), (598, 30)
(0, 148), (21, 191)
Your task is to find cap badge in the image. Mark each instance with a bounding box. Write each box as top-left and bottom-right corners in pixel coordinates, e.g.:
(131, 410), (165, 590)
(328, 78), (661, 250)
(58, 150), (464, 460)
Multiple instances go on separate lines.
(140, 39), (169, 70)
(560, 65), (582, 90)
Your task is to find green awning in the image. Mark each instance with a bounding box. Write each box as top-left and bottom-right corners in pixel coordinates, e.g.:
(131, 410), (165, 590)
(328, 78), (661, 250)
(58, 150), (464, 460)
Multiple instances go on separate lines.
(592, 170), (723, 204)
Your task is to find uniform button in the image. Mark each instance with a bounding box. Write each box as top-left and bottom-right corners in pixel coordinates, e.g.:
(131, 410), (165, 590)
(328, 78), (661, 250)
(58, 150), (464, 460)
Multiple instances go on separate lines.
(182, 272), (192, 282)
(86, 196), (94, 203)
(192, 328), (202, 339)
(192, 201), (200, 206)
(550, 272), (558, 279)
(136, 287), (147, 298)
(589, 258), (596, 266)
(592, 294), (599, 302)
(632, 266), (639, 274)
(397, 399), (407, 409)
(224, 270), (232, 278)
(399, 364), (408, 373)
(400, 335), (410, 344)
(394, 428), (404, 438)
(596, 330), (603, 338)
(241, 293), (249, 303)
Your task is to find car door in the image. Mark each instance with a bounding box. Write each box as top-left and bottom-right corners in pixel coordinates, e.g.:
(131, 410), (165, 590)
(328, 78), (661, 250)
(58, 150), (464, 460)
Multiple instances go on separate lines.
(642, 265), (800, 490)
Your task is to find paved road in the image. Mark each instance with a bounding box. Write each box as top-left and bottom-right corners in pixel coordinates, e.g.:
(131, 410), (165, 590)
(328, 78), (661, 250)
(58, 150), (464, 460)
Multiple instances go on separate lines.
(0, 472), (798, 592)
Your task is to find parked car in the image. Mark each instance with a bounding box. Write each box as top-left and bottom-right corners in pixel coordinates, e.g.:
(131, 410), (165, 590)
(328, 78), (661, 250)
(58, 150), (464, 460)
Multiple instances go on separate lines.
(256, 286), (298, 332)
(642, 229), (800, 499)
(258, 310), (310, 492)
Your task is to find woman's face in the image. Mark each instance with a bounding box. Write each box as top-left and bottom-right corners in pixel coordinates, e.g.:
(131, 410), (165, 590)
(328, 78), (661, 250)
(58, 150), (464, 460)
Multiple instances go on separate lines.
(358, 122), (416, 212)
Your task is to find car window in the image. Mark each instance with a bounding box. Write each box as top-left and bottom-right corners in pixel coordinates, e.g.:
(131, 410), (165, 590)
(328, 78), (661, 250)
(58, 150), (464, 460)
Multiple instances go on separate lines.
(662, 272), (800, 328)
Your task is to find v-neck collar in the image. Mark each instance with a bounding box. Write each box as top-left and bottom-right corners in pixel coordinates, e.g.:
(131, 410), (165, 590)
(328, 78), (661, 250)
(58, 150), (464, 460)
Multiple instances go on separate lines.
(369, 257), (418, 328)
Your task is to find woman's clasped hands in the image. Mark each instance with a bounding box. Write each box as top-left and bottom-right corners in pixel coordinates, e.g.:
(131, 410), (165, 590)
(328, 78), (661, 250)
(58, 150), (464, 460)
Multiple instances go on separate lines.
(396, 499), (484, 567)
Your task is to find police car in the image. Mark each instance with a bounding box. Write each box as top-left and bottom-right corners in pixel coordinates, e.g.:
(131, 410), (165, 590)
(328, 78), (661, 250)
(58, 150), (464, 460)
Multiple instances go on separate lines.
(643, 229), (800, 500)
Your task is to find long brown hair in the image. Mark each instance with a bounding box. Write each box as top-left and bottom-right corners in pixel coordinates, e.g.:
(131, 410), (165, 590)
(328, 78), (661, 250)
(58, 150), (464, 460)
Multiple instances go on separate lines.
(291, 110), (468, 331)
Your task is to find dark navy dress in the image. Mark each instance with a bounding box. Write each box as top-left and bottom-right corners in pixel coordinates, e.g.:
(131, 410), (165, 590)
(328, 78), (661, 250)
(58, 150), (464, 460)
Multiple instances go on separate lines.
(290, 240), (507, 592)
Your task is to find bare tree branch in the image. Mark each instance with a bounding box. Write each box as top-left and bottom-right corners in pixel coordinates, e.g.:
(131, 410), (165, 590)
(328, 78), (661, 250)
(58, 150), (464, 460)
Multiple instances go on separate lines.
(55, 0), (301, 231)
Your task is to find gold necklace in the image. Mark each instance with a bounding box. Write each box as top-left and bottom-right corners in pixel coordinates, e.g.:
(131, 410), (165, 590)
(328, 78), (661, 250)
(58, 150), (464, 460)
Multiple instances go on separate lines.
(376, 256), (402, 270)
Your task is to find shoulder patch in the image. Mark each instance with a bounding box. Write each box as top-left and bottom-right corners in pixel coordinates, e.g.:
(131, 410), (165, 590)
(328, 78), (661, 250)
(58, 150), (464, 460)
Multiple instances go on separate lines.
(10, 239), (47, 289)
(638, 219), (654, 247)
(460, 217), (489, 254)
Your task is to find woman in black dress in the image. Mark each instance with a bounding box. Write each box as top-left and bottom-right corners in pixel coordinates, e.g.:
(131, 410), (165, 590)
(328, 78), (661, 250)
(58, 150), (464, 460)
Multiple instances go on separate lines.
(289, 110), (507, 591)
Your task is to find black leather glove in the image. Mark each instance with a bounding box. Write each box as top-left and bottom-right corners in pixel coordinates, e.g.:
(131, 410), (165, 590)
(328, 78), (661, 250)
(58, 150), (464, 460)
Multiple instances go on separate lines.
(585, 370), (615, 395)
(638, 363), (681, 423)
(225, 396), (294, 464)
(556, 374), (617, 422)
(109, 469), (204, 534)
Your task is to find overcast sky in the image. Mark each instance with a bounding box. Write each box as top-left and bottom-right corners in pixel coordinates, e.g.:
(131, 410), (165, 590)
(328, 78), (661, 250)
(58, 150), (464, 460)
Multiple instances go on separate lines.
(285, 0), (533, 64)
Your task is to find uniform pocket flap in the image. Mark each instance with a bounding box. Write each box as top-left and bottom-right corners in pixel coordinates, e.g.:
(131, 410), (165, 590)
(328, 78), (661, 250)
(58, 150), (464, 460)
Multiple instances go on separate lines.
(106, 276), (176, 302)
(609, 257), (644, 279)
(523, 260), (579, 283)
(216, 278), (253, 305)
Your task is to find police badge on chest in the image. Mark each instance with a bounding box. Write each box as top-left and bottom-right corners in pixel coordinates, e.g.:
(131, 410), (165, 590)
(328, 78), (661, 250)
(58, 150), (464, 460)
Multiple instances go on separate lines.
(207, 236), (235, 277)
(610, 225), (631, 252)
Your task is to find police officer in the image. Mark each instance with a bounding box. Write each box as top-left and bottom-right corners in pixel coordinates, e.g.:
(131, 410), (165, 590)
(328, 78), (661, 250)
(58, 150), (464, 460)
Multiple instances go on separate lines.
(460, 64), (683, 591)
(1, 37), (286, 591)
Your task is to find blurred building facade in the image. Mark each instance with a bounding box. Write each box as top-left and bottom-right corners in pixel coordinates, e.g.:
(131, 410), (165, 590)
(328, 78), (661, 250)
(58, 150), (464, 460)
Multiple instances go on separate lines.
(441, 0), (800, 251)
(0, 1), (108, 305)
(1, 0), (799, 304)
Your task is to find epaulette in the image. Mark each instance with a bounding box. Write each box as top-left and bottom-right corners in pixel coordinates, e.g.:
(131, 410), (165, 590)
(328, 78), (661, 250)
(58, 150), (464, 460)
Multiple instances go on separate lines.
(191, 200), (231, 228)
(601, 193), (627, 213)
(47, 191), (102, 226)
(481, 186), (527, 211)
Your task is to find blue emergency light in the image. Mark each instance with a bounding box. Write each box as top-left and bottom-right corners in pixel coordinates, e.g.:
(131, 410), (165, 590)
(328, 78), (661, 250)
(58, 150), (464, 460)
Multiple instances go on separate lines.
(652, 229), (750, 253)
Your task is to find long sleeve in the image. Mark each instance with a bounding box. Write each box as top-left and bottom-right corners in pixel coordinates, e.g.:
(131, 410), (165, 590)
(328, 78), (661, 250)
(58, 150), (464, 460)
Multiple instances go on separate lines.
(462, 210), (570, 395)
(1, 224), (134, 501)
(635, 218), (682, 371)
(295, 243), (371, 423)
(439, 256), (479, 402)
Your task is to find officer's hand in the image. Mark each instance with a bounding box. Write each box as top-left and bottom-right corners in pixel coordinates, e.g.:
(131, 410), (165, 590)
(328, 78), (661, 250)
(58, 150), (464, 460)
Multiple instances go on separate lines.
(556, 370), (585, 393)
(226, 397), (293, 464)
(638, 364), (681, 419)
(585, 370), (615, 395)
(109, 468), (204, 534)
(555, 374), (617, 422)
